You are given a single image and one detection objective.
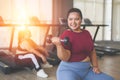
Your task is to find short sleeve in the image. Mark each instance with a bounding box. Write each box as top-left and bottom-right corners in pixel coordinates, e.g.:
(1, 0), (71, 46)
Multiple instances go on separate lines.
(60, 30), (72, 50)
(85, 30), (94, 51)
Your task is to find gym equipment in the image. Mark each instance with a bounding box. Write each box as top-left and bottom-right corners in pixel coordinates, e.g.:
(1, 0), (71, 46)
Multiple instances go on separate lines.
(95, 51), (104, 58)
(0, 61), (11, 74)
(95, 41), (120, 57)
(95, 46), (120, 58)
(84, 18), (92, 25)
(47, 48), (61, 66)
(46, 35), (69, 45)
(95, 46), (120, 54)
(0, 50), (23, 74)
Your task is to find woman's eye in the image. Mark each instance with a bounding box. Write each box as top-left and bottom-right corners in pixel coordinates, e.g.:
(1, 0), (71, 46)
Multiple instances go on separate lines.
(68, 18), (80, 21)
(75, 18), (80, 20)
(68, 18), (72, 21)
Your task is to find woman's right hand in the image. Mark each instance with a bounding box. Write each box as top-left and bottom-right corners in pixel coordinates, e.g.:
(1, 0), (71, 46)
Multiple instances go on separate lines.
(51, 37), (61, 46)
(92, 66), (101, 74)
(51, 37), (71, 61)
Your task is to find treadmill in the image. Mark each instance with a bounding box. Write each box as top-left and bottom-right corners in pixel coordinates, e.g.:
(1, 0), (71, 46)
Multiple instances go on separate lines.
(83, 18), (120, 57)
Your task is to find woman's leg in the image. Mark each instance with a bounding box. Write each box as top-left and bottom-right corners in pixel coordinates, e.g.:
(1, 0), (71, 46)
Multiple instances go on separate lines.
(18, 54), (41, 69)
(57, 61), (91, 80)
(57, 69), (81, 80)
(18, 54), (48, 78)
(84, 68), (114, 80)
(36, 49), (53, 68)
(57, 63), (82, 80)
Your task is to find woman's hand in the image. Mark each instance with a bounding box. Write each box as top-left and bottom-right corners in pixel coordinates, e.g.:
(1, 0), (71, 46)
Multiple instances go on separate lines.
(39, 54), (47, 63)
(51, 37), (71, 61)
(38, 46), (49, 57)
(92, 66), (101, 74)
(51, 37), (61, 46)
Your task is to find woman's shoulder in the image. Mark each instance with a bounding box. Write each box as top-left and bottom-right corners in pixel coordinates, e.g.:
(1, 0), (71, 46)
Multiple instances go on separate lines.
(63, 29), (72, 33)
(20, 40), (30, 47)
(23, 39), (35, 44)
(82, 29), (92, 37)
(82, 29), (90, 34)
(60, 29), (71, 38)
(82, 29), (89, 32)
(62, 29), (72, 35)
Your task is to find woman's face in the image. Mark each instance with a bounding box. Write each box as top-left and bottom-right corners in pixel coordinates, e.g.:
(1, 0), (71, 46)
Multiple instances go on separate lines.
(67, 12), (82, 32)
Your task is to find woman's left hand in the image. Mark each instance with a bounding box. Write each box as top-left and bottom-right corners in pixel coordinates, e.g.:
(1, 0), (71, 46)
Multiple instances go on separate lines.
(92, 67), (101, 74)
(39, 46), (49, 57)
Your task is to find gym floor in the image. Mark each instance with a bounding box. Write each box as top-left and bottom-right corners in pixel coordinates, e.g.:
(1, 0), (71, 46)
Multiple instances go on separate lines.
(0, 54), (120, 80)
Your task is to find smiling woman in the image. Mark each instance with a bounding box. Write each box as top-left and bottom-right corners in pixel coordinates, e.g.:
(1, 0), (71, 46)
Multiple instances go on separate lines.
(51, 8), (114, 80)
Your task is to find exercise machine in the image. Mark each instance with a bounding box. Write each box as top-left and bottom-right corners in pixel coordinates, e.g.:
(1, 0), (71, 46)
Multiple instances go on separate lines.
(95, 41), (120, 58)
(0, 19), (25, 74)
(0, 50), (28, 74)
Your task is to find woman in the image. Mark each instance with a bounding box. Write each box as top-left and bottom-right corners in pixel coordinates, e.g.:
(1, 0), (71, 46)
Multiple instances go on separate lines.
(16, 29), (52, 78)
(51, 8), (114, 80)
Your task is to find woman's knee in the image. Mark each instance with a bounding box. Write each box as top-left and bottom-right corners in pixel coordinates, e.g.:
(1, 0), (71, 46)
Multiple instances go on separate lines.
(27, 54), (35, 58)
(99, 73), (114, 80)
(57, 70), (80, 80)
(85, 72), (114, 80)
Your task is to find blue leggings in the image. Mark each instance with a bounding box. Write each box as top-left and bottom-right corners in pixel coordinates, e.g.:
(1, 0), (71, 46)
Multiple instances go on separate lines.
(57, 61), (114, 80)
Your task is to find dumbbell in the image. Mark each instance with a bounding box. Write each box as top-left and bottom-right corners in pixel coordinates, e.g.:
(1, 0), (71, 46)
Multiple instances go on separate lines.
(46, 35), (69, 45)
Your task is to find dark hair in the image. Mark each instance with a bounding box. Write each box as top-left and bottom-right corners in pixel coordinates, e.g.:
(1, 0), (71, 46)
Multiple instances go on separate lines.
(67, 8), (83, 20)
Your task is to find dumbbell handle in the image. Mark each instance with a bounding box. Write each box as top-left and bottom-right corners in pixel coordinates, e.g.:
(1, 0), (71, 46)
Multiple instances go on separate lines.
(46, 35), (69, 45)
(60, 37), (69, 45)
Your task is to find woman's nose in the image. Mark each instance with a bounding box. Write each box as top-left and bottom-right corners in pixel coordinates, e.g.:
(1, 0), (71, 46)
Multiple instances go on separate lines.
(72, 20), (76, 25)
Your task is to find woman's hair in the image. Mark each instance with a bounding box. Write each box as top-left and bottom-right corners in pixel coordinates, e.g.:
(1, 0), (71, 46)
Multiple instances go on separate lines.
(18, 30), (31, 44)
(67, 8), (83, 20)
(18, 30), (25, 45)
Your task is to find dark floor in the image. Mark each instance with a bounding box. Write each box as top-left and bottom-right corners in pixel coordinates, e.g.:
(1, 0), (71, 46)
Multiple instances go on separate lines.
(0, 54), (120, 80)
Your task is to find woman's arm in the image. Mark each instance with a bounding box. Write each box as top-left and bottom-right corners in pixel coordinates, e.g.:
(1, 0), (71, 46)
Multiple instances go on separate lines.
(29, 48), (47, 63)
(29, 39), (49, 57)
(56, 44), (71, 61)
(90, 49), (98, 67)
(90, 49), (101, 73)
(20, 41), (47, 63)
(38, 46), (49, 57)
(51, 37), (71, 61)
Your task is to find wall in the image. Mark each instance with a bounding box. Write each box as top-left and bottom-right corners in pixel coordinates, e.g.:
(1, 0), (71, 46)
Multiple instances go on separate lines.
(112, 0), (120, 41)
(104, 0), (112, 40)
(52, 0), (73, 36)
